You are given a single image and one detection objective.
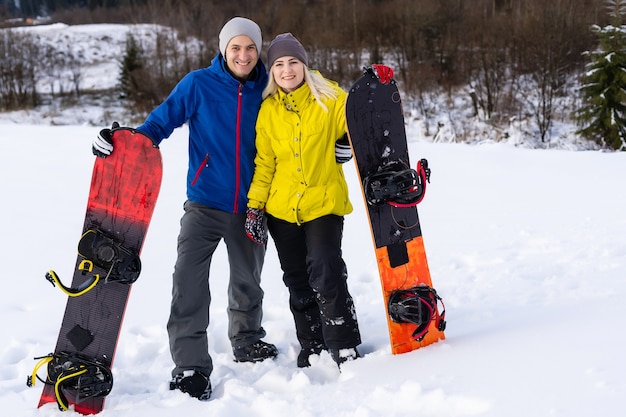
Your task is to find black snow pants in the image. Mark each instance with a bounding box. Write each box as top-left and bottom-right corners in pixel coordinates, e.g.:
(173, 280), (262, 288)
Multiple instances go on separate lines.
(267, 214), (361, 351)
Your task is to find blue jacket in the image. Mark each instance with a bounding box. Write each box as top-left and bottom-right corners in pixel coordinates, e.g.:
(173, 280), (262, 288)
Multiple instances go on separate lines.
(137, 53), (268, 214)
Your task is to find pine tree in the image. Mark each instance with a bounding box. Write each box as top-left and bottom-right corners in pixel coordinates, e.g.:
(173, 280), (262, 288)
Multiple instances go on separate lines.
(119, 32), (144, 100)
(577, 0), (626, 151)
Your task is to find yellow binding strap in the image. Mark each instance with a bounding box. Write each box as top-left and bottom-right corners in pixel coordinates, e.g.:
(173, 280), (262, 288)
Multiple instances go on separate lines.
(26, 355), (53, 387)
(55, 368), (87, 411)
(45, 269), (99, 297)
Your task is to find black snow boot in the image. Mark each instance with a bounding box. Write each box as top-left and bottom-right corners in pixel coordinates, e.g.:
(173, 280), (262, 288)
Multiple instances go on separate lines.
(170, 370), (211, 401)
(233, 340), (278, 363)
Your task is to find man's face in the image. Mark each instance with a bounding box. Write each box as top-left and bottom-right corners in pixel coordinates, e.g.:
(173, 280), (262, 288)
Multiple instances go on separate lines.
(224, 35), (259, 79)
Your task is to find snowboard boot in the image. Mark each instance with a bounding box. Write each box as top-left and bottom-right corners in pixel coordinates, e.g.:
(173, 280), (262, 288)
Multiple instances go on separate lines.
(233, 340), (278, 363)
(170, 370), (211, 401)
(297, 343), (327, 368)
(329, 347), (361, 367)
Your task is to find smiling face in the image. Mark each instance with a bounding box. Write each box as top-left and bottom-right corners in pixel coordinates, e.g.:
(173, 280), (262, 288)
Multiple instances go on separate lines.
(271, 56), (305, 93)
(224, 35), (259, 80)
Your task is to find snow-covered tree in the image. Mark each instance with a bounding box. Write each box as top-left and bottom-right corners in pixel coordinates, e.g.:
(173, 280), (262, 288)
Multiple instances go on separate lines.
(577, 0), (626, 151)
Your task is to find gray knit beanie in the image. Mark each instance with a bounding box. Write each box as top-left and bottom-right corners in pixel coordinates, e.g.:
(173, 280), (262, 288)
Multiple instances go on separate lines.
(219, 17), (262, 56)
(267, 33), (308, 67)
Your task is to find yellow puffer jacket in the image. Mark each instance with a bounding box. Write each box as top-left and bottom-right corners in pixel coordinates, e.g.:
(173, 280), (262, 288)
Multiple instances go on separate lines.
(247, 78), (353, 224)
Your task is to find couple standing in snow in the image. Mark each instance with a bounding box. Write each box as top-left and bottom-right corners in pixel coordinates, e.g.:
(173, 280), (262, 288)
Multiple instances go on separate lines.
(93, 16), (393, 400)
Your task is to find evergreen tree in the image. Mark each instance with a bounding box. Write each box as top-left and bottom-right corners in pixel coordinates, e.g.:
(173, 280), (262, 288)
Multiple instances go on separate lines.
(577, 0), (626, 151)
(119, 32), (144, 100)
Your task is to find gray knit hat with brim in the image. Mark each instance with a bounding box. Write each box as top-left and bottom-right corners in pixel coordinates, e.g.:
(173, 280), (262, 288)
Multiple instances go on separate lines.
(219, 17), (262, 56)
(267, 33), (308, 67)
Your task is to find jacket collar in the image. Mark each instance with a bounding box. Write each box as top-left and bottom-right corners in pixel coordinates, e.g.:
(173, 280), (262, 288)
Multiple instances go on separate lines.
(210, 53), (268, 89)
(276, 82), (315, 114)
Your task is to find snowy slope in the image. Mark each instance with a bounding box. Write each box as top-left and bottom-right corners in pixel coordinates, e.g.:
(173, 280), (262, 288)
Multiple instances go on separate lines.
(0, 24), (625, 417)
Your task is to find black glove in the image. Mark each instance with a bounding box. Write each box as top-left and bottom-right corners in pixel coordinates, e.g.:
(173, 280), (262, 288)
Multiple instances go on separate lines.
(335, 134), (352, 164)
(366, 64), (394, 84)
(245, 208), (268, 245)
(93, 122), (119, 158)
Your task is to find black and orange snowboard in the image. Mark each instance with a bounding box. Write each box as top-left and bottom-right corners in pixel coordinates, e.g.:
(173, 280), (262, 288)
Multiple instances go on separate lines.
(346, 71), (446, 354)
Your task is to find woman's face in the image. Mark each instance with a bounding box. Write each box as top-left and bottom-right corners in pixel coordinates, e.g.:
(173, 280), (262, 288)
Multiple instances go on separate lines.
(272, 56), (305, 92)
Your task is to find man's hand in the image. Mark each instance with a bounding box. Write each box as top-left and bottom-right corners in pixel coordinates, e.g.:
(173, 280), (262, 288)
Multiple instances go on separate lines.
(92, 122), (120, 158)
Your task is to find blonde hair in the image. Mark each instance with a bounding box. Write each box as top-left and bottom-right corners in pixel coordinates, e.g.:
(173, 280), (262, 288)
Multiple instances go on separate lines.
(263, 63), (338, 112)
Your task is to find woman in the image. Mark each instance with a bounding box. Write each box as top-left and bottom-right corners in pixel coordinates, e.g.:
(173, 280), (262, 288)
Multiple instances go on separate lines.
(245, 32), (392, 367)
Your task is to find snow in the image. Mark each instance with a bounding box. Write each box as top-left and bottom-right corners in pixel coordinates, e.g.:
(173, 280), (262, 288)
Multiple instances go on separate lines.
(1, 23), (625, 417)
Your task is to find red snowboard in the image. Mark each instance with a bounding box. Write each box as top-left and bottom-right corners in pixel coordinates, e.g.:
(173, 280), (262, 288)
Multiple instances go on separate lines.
(36, 128), (162, 414)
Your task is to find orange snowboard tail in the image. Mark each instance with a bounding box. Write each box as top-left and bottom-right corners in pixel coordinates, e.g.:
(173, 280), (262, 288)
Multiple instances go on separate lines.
(375, 237), (445, 354)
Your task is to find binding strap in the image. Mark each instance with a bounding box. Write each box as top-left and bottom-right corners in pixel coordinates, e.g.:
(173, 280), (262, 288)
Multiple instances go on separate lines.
(389, 159), (431, 208)
(27, 352), (113, 411)
(388, 285), (446, 341)
(45, 261), (100, 297)
(363, 159), (431, 208)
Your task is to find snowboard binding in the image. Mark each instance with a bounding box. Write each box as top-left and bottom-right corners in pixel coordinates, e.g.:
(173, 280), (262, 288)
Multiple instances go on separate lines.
(46, 229), (142, 297)
(363, 159), (430, 207)
(388, 285), (446, 342)
(78, 229), (142, 284)
(27, 352), (113, 411)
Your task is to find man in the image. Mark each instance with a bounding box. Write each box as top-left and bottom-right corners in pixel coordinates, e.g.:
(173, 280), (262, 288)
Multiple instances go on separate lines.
(93, 17), (277, 401)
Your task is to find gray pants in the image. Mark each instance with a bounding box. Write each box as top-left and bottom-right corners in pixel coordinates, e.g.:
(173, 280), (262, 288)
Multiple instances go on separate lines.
(167, 201), (266, 377)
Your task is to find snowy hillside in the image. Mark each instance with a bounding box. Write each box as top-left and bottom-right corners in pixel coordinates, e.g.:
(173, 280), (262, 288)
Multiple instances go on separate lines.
(0, 24), (624, 417)
(2, 23), (202, 127)
(1, 22), (593, 151)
